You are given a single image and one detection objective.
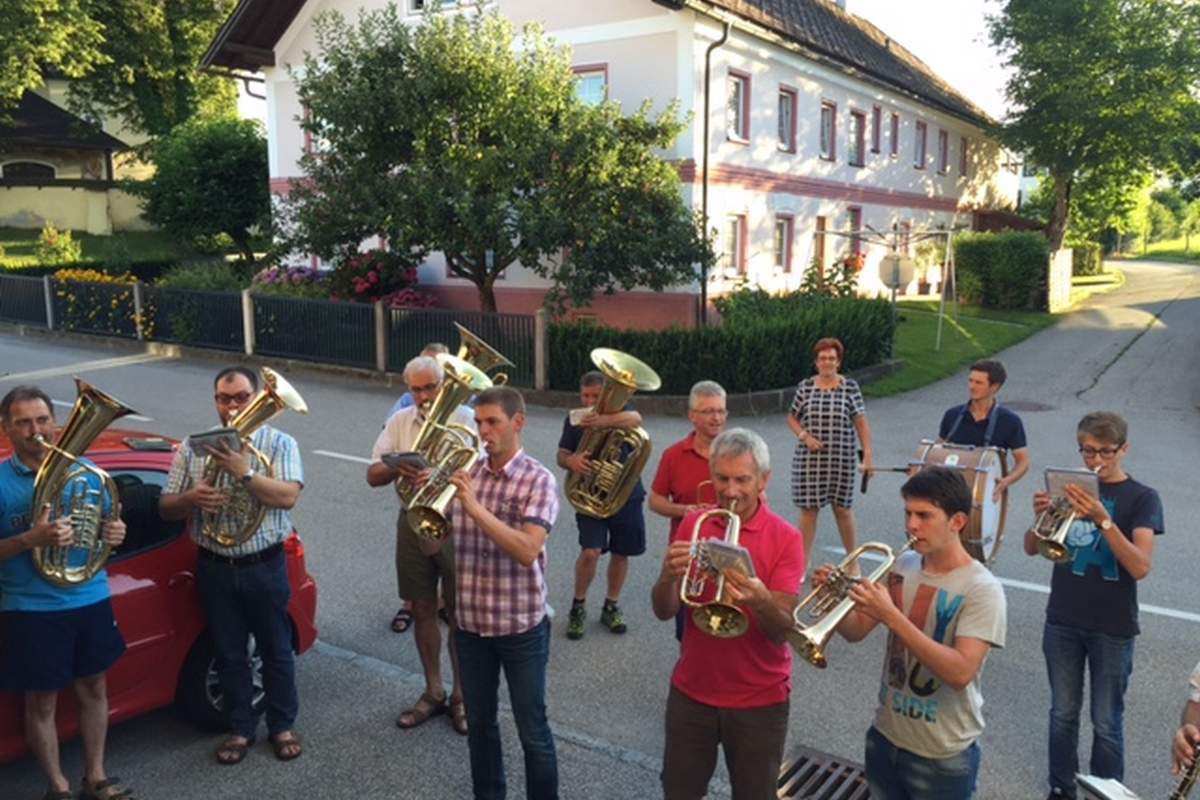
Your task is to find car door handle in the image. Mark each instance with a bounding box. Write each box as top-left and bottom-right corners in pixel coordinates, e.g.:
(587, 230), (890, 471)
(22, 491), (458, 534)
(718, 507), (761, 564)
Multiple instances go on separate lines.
(168, 571), (194, 589)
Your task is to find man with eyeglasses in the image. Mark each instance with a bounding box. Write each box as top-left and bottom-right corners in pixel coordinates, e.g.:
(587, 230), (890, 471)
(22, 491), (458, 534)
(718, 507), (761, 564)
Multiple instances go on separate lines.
(649, 380), (728, 641)
(160, 366), (305, 765)
(938, 359), (1029, 502)
(1024, 411), (1164, 800)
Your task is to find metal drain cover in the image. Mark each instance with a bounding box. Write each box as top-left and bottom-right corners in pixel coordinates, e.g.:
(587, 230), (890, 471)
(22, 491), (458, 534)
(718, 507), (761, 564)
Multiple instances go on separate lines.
(1002, 399), (1055, 412)
(777, 744), (871, 799)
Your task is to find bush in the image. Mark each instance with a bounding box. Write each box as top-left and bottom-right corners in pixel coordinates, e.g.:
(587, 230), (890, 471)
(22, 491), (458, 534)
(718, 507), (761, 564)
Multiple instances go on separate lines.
(36, 224), (83, 265)
(327, 249), (420, 302)
(1070, 242), (1104, 276)
(381, 287), (437, 308)
(51, 268), (138, 336)
(250, 265), (329, 299)
(4, 258), (178, 282)
(953, 231), (1050, 310)
(156, 261), (247, 292)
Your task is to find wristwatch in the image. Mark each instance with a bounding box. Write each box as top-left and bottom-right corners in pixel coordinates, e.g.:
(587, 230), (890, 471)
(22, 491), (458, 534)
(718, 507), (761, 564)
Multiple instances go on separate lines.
(240, 467), (255, 485)
(1098, 518), (1113, 531)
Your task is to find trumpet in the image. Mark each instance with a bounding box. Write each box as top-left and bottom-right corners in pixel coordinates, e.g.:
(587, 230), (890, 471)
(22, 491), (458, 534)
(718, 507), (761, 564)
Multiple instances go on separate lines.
(786, 538), (916, 668)
(678, 498), (748, 638)
(1030, 465), (1101, 563)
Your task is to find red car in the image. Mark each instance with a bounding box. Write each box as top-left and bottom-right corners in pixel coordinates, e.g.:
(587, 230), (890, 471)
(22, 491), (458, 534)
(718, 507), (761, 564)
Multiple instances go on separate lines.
(0, 429), (319, 763)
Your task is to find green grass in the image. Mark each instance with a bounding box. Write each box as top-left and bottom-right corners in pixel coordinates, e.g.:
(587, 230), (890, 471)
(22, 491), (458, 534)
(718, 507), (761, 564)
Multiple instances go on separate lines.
(1111, 236), (1200, 264)
(0, 227), (183, 266)
(863, 301), (1058, 398)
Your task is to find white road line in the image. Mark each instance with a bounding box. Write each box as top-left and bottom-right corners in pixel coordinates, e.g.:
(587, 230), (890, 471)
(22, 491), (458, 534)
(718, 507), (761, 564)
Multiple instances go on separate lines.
(52, 399), (153, 423)
(314, 449), (373, 465)
(820, 545), (1200, 624)
(0, 353), (171, 382)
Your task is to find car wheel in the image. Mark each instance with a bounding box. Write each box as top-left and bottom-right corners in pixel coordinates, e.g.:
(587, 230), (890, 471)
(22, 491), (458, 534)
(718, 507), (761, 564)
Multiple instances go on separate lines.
(175, 633), (266, 731)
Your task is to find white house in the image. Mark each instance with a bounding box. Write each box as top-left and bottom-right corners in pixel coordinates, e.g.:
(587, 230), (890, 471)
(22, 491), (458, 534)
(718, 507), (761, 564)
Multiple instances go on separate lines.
(203, 0), (1021, 328)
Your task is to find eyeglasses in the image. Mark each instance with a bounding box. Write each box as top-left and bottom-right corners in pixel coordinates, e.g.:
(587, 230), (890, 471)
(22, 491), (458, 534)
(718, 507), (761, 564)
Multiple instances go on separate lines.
(408, 383), (440, 394)
(1079, 446), (1122, 458)
(691, 408), (728, 417)
(215, 391), (252, 405)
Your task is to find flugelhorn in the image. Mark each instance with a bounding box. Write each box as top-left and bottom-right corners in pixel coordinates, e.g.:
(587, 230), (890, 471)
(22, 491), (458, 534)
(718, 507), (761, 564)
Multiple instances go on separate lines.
(454, 321), (514, 386)
(1030, 465), (1101, 562)
(786, 538), (916, 668)
(678, 498), (748, 638)
(32, 378), (136, 586)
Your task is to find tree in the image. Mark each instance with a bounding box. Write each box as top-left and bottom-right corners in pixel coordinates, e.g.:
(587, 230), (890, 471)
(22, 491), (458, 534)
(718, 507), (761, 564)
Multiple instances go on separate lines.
(0, 0), (105, 109)
(1181, 200), (1200, 251)
(131, 117), (268, 262)
(68, 0), (238, 137)
(280, 5), (711, 312)
(989, 0), (1200, 250)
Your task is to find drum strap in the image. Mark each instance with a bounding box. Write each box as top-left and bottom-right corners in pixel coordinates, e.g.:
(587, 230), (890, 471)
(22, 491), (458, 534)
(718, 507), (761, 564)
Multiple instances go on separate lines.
(945, 402), (1000, 448)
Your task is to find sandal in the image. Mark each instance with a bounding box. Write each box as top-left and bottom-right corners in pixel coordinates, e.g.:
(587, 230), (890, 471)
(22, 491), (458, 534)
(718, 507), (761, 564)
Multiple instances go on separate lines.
(41, 792), (73, 800)
(214, 736), (253, 766)
(437, 606), (450, 625)
(391, 607), (413, 633)
(270, 731), (303, 761)
(395, 691), (447, 729)
(79, 776), (136, 799)
(448, 695), (469, 736)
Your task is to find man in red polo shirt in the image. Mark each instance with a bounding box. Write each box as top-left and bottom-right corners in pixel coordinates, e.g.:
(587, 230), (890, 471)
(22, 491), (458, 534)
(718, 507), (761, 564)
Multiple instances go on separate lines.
(652, 427), (806, 800)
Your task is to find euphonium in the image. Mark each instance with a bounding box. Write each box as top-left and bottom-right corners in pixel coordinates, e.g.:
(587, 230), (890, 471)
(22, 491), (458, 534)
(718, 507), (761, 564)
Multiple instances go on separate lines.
(200, 367), (307, 547)
(402, 354), (492, 540)
(454, 321), (514, 386)
(678, 499), (748, 638)
(32, 378), (136, 586)
(1030, 466), (1101, 562)
(565, 348), (661, 518)
(786, 538), (916, 668)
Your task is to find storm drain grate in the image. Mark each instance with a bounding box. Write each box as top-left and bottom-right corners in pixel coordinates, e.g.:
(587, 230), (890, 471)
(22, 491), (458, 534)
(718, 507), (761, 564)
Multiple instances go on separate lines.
(776, 745), (871, 799)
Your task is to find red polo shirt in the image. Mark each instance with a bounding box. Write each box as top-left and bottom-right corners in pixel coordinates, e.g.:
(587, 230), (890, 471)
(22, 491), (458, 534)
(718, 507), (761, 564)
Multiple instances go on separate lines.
(651, 431), (713, 537)
(670, 502), (806, 709)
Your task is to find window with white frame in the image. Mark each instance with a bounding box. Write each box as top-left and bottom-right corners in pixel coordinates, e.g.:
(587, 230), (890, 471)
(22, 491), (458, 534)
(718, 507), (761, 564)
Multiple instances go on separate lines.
(871, 105), (881, 153)
(723, 214), (746, 274)
(819, 101), (836, 160)
(727, 72), (750, 141)
(913, 121), (927, 168)
(778, 87), (797, 152)
(937, 129), (949, 173)
(848, 110), (866, 166)
(408, 0), (456, 11)
(890, 112), (899, 157)
(774, 215), (793, 272)
(960, 136), (970, 176)
(813, 216), (827, 275)
(573, 67), (606, 107)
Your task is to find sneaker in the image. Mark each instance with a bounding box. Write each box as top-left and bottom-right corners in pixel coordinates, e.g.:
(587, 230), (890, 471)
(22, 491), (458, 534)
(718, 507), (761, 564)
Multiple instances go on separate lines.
(600, 603), (627, 634)
(1047, 790), (1075, 800)
(567, 604), (586, 640)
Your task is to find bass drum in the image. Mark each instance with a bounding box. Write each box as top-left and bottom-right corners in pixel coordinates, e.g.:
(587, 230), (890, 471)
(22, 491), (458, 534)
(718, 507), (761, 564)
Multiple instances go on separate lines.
(913, 440), (1009, 565)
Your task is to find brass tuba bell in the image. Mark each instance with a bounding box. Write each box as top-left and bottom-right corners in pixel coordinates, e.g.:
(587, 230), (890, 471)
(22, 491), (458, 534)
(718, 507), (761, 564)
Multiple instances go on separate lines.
(564, 348), (660, 518)
(454, 322), (514, 386)
(679, 499), (749, 638)
(32, 378), (137, 586)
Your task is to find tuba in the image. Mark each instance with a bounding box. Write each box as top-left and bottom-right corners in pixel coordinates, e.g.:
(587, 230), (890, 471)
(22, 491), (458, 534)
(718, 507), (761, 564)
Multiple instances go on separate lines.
(401, 354), (492, 540)
(454, 321), (514, 386)
(786, 538), (916, 668)
(678, 499), (748, 638)
(1030, 466), (1101, 562)
(565, 348), (660, 518)
(199, 367), (307, 547)
(32, 378), (137, 586)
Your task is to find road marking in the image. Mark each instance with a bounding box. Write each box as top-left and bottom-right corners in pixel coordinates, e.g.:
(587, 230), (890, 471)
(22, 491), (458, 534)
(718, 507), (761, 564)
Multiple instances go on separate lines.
(314, 449), (372, 465)
(52, 399), (153, 423)
(0, 353), (171, 382)
(820, 546), (1200, 624)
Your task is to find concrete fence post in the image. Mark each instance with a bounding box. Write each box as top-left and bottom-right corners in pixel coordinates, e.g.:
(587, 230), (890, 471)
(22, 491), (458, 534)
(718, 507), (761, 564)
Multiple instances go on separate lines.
(132, 282), (145, 341)
(374, 301), (387, 372)
(42, 276), (55, 330)
(534, 308), (548, 391)
(241, 290), (255, 356)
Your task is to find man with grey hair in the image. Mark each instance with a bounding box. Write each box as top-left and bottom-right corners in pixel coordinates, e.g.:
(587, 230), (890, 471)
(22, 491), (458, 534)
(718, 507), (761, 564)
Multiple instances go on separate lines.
(367, 353), (474, 736)
(652, 427), (806, 800)
(650, 380), (729, 641)
(388, 343), (450, 418)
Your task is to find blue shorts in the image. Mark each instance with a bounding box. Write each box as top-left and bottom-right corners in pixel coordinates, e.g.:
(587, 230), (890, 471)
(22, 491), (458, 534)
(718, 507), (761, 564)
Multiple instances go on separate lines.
(0, 599), (126, 691)
(576, 496), (646, 556)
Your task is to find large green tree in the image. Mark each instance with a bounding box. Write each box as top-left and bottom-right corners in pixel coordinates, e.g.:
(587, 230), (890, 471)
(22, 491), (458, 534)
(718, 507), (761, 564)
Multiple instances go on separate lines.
(0, 0), (105, 109)
(68, 0), (238, 137)
(989, 0), (1200, 249)
(280, 5), (711, 312)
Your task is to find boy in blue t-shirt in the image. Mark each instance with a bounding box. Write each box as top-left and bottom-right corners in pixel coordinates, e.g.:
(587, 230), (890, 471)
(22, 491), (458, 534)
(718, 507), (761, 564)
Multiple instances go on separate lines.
(1024, 411), (1165, 800)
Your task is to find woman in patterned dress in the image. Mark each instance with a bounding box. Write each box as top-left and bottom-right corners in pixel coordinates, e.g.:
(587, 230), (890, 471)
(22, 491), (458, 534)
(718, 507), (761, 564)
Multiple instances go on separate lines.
(785, 337), (873, 562)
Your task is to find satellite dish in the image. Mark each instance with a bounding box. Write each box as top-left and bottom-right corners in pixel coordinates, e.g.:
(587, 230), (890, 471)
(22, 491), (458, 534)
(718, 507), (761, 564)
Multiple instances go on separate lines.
(879, 254), (916, 290)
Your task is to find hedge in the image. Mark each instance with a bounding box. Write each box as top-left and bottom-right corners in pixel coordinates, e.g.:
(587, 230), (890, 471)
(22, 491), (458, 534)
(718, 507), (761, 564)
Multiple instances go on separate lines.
(549, 296), (895, 394)
(953, 231), (1050, 310)
(1071, 242), (1104, 276)
(1, 259), (179, 283)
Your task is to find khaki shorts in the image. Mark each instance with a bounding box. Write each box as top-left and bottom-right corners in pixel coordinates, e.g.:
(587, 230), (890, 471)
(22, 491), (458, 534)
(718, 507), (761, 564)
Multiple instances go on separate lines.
(394, 511), (456, 609)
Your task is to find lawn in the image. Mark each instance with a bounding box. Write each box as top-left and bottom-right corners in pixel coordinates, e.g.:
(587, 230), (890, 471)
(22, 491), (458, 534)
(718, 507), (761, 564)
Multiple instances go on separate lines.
(1111, 236), (1200, 265)
(0, 227), (184, 266)
(863, 300), (1058, 398)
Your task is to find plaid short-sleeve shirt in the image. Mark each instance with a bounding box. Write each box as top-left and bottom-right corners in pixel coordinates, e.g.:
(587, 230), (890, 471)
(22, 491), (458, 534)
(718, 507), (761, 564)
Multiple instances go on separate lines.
(165, 424), (304, 557)
(451, 449), (558, 637)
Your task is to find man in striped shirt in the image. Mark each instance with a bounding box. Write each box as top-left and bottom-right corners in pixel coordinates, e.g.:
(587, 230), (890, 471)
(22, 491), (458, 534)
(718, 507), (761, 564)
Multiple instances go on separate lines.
(448, 386), (559, 800)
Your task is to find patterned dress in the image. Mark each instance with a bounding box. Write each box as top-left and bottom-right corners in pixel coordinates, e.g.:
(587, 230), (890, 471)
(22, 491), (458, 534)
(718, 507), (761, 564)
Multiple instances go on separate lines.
(789, 376), (866, 509)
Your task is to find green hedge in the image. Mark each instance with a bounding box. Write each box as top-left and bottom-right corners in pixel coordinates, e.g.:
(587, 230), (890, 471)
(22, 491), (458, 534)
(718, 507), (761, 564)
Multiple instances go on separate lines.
(1071, 242), (1104, 276)
(1, 259), (179, 282)
(954, 231), (1050, 310)
(549, 296), (895, 394)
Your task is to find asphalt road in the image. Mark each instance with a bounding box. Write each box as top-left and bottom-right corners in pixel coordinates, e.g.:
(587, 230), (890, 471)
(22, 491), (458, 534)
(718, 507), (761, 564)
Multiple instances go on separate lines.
(1, 259), (1198, 800)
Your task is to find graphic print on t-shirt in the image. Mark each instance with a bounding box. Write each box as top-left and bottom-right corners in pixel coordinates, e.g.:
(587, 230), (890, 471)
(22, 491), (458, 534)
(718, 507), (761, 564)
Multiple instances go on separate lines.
(1064, 496), (1119, 581)
(880, 572), (965, 724)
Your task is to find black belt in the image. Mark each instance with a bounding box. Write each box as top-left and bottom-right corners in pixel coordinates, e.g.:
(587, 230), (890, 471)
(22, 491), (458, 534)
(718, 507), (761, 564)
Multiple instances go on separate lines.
(198, 542), (283, 567)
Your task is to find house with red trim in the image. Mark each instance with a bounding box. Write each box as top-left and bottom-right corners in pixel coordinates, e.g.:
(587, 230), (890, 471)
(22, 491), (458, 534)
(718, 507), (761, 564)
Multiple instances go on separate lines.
(203, 0), (1020, 328)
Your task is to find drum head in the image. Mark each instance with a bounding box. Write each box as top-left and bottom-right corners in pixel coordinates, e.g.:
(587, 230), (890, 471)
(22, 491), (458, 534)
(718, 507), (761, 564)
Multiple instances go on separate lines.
(912, 442), (1009, 565)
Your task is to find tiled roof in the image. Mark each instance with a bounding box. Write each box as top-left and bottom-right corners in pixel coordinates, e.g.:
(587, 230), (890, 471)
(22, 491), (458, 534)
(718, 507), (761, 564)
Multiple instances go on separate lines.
(0, 91), (128, 151)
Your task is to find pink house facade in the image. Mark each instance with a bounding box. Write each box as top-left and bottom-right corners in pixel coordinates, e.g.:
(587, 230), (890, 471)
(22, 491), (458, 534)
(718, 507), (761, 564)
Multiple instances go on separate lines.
(204, 0), (1020, 329)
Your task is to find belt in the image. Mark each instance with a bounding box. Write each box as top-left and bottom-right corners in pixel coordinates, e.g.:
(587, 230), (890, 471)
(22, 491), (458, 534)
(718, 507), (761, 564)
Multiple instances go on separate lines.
(198, 542), (283, 567)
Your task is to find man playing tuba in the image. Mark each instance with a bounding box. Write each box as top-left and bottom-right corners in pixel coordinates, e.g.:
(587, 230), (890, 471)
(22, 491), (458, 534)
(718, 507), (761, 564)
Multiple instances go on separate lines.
(159, 367), (305, 766)
(0, 386), (131, 800)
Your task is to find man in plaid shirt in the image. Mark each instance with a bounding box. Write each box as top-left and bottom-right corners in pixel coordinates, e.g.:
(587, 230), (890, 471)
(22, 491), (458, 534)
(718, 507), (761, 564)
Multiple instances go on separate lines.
(448, 385), (560, 800)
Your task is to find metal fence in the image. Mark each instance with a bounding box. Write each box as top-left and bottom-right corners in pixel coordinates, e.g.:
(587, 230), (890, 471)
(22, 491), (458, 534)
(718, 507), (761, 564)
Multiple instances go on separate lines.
(253, 294), (376, 369)
(387, 308), (536, 386)
(141, 285), (244, 351)
(0, 274), (48, 326)
(50, 279), (138, 338)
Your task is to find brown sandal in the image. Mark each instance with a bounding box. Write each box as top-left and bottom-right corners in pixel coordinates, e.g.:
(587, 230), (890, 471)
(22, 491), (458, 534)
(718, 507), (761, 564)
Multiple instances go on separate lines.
(215, 736), (253, 766)
(270, 731), (303, 761)
(448, 695), (468, 736)
(395, 691), (447, 729)
(78, 776), (136, 799)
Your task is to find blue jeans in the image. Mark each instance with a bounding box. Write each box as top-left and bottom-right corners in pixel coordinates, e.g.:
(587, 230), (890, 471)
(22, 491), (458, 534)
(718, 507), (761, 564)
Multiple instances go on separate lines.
(455, 617), (557, 800)
(196, 549), (297, 740)
(1042, 621), (1135, 794)
(865, 726), (980, 800)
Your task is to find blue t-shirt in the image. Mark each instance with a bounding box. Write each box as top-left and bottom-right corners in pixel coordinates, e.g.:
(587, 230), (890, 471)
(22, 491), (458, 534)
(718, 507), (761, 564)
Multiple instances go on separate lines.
(938, 403), (1027, 452)
(557, 405), (646, 513)
(0, 456), (110, 612)
(1044, 475), (1164, 637)
(388, 392), (416, 419)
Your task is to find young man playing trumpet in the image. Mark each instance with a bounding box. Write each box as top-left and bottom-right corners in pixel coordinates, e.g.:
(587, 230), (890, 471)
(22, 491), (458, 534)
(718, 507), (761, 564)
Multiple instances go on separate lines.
(652, 428), (805, 800)
(818, 466), (1006, 800)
